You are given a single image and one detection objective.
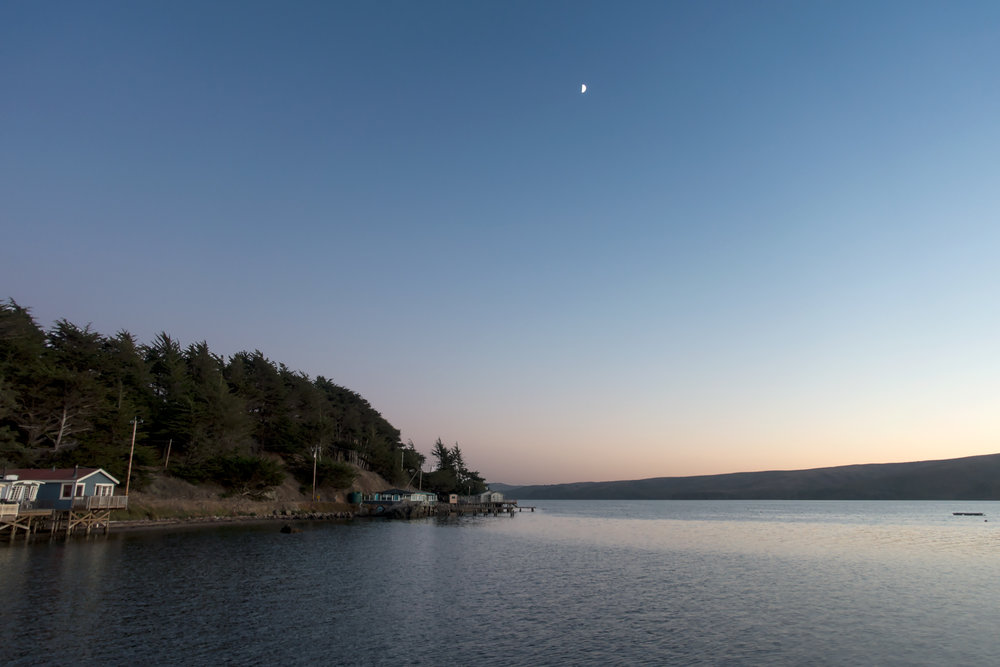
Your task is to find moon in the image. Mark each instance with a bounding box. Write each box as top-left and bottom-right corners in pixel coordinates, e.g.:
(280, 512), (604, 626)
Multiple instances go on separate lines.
(581, 84), (587, 94)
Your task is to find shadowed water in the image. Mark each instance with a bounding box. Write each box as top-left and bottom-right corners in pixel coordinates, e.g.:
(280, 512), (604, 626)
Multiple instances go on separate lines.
(2, 500), (998, 665)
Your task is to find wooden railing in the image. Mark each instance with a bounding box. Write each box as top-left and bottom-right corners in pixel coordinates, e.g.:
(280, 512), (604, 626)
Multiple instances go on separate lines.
(72, 496), (129, 510)
(0, 502), (18, 518)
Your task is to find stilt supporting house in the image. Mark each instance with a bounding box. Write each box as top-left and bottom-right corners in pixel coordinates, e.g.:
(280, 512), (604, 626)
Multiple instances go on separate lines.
(0, 506), (53, 542)
(53, 508), (110, 537)
(52, 496), (128, 537)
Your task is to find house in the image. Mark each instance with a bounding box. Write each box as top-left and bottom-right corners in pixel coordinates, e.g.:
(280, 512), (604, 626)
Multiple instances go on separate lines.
(369, 489), (402, 503)
(365, 489), (437, 504)
(405, 490), (437, 504)
(4, 468), (125, 511)
(459, 490), (504, 504)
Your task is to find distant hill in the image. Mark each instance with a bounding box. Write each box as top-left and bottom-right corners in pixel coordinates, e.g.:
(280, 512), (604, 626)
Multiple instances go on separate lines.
(500, 453), (1000, 500)
(486, 482), (523, 495)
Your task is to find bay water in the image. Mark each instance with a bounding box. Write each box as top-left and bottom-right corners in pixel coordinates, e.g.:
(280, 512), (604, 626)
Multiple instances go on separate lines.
(2, 500), (999, 665)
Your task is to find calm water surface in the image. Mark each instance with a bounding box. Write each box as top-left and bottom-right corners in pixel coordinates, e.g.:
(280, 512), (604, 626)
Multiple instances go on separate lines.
(2, 500), (999, 665)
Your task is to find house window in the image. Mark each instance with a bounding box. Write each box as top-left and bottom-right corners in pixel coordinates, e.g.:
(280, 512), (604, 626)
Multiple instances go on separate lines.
(61, 484), (73, 498)
(95, 484), (113, 497)
(76, 484), (85, 497)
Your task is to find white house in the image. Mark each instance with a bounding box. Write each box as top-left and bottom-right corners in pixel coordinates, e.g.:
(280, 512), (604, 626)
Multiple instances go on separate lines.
(0, 474), (42, 508)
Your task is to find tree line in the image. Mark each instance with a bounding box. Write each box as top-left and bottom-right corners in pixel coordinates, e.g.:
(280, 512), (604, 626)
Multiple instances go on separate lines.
(0, 299), (485, 496)
(427, 438), (487, 496)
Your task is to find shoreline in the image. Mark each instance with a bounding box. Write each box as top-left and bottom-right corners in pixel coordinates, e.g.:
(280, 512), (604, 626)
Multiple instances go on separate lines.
(110, 509), (357, 533)
(0, 510), (361, 542)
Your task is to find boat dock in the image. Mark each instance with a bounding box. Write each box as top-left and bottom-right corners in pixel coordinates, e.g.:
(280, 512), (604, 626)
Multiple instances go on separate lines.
(435, 500), (535, 517)
(357, 498), (536, 519)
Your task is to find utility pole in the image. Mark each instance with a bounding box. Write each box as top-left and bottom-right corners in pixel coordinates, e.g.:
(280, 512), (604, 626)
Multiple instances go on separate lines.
(311, 445), (321, 502)
(125, 417), (142, 496)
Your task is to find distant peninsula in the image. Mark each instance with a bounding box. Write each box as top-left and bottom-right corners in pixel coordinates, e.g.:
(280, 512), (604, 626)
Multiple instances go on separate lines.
(499, 453), (1000, 501)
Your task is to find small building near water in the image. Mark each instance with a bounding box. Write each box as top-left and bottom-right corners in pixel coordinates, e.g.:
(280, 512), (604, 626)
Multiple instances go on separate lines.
(4, 468), (124, 511)
(459, 490), (504, 504)
(364, 488), (437, 504)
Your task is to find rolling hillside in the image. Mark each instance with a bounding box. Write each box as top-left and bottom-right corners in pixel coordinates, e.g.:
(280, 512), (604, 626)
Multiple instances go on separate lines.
(499, 453), (1000, 500)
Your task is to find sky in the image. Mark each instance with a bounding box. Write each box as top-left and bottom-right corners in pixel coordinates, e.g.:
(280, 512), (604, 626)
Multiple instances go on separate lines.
(3, 1), (1000, 485)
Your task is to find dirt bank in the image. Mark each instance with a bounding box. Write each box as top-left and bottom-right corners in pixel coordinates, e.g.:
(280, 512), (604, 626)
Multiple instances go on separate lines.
(120, 463), (394, 522)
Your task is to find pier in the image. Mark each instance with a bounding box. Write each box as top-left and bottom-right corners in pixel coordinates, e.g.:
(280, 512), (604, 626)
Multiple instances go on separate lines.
(356, 498), (537, 520)
(435, 500), (535, 517)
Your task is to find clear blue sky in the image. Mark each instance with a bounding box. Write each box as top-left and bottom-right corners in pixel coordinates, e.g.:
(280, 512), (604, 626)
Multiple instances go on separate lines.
(3, 1), (1000, 484)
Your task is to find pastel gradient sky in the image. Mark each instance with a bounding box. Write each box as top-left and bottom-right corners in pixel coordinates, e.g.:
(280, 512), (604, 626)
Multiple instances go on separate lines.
(3, 2), (1000, 485)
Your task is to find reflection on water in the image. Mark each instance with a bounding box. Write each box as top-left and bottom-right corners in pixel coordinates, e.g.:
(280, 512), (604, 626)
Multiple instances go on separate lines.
(2, 501), (999, 666)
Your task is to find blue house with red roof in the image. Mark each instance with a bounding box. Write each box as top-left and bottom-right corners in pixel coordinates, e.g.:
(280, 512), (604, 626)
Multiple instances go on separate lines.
(4, 467), (124, 510)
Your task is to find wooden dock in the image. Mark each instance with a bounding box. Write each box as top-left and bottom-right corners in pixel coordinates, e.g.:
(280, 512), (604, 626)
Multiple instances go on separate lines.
(435, 501), (536, 517)
(0, 496), (128, 542)
(359, 499), (537, 519)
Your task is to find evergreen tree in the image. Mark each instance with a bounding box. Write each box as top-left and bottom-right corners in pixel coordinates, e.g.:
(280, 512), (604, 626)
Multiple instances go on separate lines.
(45, 320), (106, 451)
(226, 351), (295, 454)
(96, 330), (154, 459)
(0, 301), (54, 451)
(426, 439), (487, 495)
(185, 341), (250, 461)
(432, 438), (453, 470)
(145, 333), (193, 458)
(60, 329), (155, 477)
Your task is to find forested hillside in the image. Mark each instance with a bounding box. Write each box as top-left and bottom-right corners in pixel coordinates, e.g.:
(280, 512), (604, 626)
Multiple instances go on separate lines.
(0, 299), (426, 495)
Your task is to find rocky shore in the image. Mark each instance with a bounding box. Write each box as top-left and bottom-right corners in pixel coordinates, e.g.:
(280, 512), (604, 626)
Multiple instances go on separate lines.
(112, 508), (357, 532)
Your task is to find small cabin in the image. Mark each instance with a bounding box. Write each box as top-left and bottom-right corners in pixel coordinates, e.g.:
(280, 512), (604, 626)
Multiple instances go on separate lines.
(5, 468), (124, 511)
(406, 490), (437, 504)
(369, 489), (402, 503)
(365, 489), (437, 504)
(460, 490), (504, 504)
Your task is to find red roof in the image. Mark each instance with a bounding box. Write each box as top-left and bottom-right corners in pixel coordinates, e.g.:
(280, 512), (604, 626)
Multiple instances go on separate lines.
(5, 468), (103, 482)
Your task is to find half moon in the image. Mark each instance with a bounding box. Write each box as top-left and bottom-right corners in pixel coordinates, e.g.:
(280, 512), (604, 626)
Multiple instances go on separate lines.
(581, 84), (587, 94)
